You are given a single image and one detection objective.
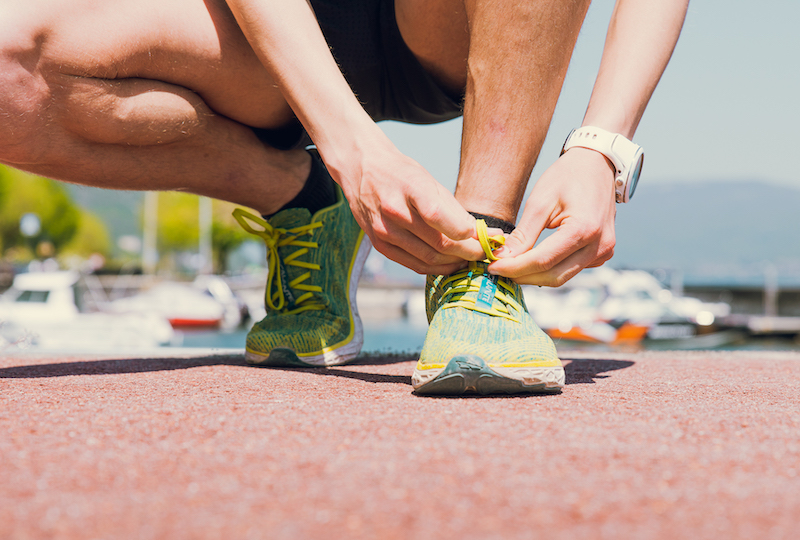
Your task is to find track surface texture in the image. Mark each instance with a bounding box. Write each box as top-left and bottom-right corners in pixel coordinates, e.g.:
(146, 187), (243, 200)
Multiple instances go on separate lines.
(2, 349), (799, 540)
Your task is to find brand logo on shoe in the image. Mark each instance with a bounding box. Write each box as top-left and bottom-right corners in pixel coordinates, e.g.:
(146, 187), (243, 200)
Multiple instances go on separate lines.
(475, 275), (498, 309)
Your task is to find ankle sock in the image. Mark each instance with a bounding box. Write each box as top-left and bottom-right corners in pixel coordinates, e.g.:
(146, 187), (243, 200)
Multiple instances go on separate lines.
(265, 149), (337, 218)
(251, 120), (309, 151)
(469, 212), (515, 235)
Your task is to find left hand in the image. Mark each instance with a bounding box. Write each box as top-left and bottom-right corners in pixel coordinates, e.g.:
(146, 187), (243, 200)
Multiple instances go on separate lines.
(487, 147), (618, 286)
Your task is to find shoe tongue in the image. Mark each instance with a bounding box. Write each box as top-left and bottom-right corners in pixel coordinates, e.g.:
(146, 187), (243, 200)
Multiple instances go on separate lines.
(268, 207), (312, 230)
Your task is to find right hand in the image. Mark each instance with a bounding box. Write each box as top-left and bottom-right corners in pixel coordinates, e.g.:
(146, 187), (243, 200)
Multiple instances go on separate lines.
(322, 135), (486, 275)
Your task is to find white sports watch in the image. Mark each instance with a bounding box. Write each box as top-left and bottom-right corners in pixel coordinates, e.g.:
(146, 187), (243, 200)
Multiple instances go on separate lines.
(560, 126), (644, 203)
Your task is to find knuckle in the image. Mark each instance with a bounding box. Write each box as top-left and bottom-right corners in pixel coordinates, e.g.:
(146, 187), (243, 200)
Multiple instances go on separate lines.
(431, 235), (459, 256)
(421, 203), (443, 224)
(370, 222), (392, 242)
(381, 202), (406, 221)
(419, 248), (451, 267)
(596, 238), (615, 263)
(535, 254), (558, 272)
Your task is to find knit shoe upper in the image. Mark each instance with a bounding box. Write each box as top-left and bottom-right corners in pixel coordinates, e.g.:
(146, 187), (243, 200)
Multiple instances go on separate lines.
(234, 185), (370, 367)
(412, 221), (564, 395)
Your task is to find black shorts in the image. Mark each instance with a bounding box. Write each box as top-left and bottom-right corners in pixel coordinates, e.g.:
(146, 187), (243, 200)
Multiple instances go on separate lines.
(253, 0), (464, 149)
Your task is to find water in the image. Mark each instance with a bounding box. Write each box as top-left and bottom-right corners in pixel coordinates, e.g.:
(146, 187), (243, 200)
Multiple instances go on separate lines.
(177, 318), (799, 354)
(178, 318), (430, 354)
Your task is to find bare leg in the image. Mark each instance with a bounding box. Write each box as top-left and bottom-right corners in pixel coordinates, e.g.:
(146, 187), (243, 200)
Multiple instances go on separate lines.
(396, 0), (591, 223)
(0, 0), (309, 214)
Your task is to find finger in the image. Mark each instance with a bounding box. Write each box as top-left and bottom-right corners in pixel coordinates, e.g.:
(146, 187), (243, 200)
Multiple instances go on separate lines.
(408, 182), (477, 242)
(370, 236), (467, 276)
(501, 243), (603, 287)
(390, 204), (484, 261)
(407, 215), (486, 261)
(489, 222), (592, 279)
(586, 251), (614, 268)
(366, 219), (470, 274)
(494, 202), (552, 259)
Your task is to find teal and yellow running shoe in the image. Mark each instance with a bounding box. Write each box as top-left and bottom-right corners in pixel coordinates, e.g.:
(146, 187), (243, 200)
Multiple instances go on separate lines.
(233, 185), (370, 367)
(412, 220), (564, 395)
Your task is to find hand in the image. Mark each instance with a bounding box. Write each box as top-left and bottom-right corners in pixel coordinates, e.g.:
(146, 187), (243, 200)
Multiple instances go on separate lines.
(323, 134), (486, 275)
(488, 147), (617, 286)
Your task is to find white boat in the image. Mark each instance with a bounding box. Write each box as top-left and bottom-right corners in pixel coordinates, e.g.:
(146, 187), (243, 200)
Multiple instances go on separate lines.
(108, 281), (227, 329)
(0, 271), (175, 352)
(523, 268), (735, 347)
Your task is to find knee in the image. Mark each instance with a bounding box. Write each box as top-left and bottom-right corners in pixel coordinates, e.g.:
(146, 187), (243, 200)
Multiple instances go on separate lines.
(0, 25), (51, 164)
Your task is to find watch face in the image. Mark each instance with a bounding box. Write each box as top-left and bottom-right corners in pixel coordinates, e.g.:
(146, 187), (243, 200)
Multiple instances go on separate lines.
(628, 153), (644, 200)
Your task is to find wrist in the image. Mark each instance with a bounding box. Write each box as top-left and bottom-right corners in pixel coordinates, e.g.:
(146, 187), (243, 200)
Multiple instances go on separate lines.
(562, 147), (616, 186)
(560, 126), (644, 203)
(312, 111), (389, 183)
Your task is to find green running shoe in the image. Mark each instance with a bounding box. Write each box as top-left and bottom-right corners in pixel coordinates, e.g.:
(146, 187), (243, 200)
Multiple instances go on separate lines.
(412, 221), (564, 395)
(233, 184), (370, 367)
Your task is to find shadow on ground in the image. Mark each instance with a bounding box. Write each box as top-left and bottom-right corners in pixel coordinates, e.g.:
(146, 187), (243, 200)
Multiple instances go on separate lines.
(0, 354), (634, 388)
(0, 354), (248, 379)
(564, 358), (635, 385)
(0, 352), (417, 380)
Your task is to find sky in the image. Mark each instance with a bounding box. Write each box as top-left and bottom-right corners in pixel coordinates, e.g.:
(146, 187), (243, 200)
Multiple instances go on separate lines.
(379, 0), (800, 195)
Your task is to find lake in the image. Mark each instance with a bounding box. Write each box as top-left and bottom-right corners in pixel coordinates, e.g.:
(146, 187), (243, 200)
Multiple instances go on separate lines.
(177, 318), (799, 354)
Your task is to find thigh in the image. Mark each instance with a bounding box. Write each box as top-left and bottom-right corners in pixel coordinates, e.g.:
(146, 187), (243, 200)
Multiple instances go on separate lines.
(12, 0), (291, 128)
(394, 0), (469, 95)
(310, 0), (463, 124)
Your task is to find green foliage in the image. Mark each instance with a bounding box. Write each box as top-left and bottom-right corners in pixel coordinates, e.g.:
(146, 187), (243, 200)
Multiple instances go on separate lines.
(0, 166), (84, 258)
(61, 211), (112, 257)
(156, 191), (200, 252)
(153, 191), (252, 272)
(211, 200), (252, 272)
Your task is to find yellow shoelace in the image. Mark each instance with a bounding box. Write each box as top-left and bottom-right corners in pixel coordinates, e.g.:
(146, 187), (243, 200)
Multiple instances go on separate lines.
(438, 220), (521, 322)
(476, 218), (506, 262)
(233, 208), (325, 314)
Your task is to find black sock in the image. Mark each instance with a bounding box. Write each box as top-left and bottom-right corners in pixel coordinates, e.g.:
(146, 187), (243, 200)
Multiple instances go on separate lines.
(251, 120), (307, 151)
(265, 149), (337, 218)
(468, 212), (515, 234)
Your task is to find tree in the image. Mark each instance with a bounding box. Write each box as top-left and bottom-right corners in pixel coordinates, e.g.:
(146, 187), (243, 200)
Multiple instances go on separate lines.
(61, 211), (112, 258)
(211, 202), (252, 272)
(0, 166), (83, 259)
(152, 191), (253, 273)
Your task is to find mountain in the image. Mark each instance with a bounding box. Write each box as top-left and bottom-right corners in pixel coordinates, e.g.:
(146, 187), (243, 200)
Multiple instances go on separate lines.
(613, 180), (800, 281)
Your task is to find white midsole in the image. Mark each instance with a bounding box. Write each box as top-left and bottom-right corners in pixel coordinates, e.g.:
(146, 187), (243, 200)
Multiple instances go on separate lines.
(411, 364), (565, 389)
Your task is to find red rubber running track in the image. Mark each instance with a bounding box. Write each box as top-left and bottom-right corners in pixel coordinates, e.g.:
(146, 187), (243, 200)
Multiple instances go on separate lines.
(2, 349), (799, 539)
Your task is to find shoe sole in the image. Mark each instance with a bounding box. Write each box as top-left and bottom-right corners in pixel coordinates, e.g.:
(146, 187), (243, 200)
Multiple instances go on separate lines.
(245, 234), (372, 368)
(412, 355), (564, 396)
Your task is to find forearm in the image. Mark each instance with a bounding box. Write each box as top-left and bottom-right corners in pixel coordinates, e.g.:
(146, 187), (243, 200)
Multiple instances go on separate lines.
(582, 0), (689, 136)
(487, 0), (689, 286)
(224, 0), (385, 169)
(226, 0), (484, 272)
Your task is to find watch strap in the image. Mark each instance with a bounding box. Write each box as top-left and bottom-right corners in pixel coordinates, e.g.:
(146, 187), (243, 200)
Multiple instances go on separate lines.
(561, 126), (639, 174)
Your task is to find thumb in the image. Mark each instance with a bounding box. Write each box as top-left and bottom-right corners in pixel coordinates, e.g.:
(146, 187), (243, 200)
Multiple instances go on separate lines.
(494, 210), (548, 259)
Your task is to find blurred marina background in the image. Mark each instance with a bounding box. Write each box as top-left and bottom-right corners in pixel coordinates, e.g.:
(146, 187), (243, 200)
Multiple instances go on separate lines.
(1, 0), (799, 355)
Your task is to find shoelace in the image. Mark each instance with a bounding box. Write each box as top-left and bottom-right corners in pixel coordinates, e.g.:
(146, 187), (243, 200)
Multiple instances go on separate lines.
(438, 219), (522, 322)
(233, 208), (325, 314)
